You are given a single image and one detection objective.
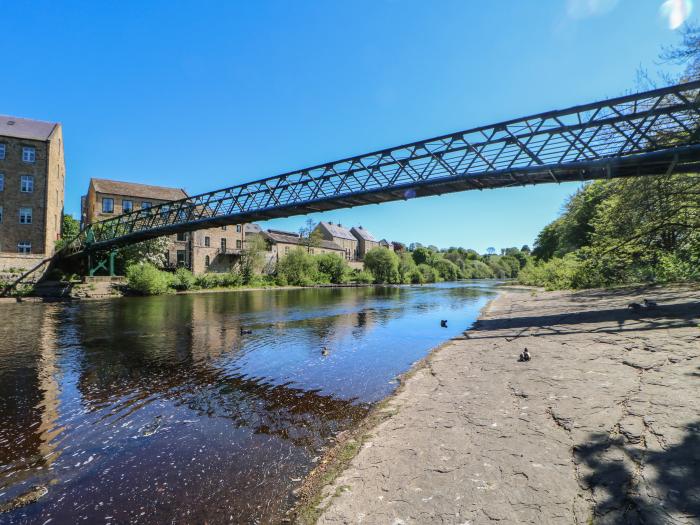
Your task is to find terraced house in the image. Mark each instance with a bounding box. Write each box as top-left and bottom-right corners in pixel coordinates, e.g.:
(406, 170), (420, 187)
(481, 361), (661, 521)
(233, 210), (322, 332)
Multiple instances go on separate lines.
(81, 178), (246, 274)
(0, 116), (65, 271)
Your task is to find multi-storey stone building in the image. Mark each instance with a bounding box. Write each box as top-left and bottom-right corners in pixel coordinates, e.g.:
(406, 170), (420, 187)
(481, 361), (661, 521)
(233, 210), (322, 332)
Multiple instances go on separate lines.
(314, 222), (358, 261)
(0, 116), (65, 271)
(350, 226), (379, 259)
(81, 178), (245, 274)
(255, 228), (346, 272)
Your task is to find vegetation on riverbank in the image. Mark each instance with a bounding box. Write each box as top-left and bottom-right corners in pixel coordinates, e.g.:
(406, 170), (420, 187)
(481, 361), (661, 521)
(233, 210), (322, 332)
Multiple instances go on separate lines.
(123, 242), (537, 296)
(519, 28), (700, 291)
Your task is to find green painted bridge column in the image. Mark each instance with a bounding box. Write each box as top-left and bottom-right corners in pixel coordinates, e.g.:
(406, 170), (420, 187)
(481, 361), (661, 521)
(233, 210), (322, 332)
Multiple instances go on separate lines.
(87, 250), (117, 277)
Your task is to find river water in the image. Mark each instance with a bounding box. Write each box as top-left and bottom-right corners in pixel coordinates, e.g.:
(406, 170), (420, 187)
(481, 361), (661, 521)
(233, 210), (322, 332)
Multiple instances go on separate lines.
(0, 282), (498, 524)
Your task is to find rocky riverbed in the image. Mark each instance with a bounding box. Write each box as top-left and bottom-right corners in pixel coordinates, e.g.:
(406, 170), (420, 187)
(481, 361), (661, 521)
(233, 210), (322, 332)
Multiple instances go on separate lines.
(313, 285), (700, 524)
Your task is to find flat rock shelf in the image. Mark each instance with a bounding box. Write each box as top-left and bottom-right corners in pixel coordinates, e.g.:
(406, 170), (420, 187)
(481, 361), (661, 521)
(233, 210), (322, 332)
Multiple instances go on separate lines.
(316, 285), (700, 525)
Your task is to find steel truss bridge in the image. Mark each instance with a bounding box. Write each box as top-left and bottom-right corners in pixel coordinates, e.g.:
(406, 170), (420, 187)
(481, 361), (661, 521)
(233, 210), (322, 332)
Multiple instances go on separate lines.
(61, 80), (700, 256)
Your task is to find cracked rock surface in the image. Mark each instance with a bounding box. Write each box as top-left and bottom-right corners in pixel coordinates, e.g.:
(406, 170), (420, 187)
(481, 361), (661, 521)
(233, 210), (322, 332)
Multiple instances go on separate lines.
(317, 286), (700, 524)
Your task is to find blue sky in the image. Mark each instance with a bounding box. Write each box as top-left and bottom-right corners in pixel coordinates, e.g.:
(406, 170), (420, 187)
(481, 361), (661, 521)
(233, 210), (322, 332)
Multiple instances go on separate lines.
(2, 1), (693, 252)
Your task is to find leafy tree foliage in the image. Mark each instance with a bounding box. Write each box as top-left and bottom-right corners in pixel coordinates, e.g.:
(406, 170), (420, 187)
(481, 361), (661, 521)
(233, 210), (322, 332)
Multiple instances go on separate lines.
(364, 247), (400, 284)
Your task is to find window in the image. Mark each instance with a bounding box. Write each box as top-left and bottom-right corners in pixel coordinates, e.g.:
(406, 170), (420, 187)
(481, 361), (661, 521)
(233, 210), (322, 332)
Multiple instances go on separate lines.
(19, 207), (32, 224)
(0, 173), (4, 191)
(0, 206), (3, 223)
(236, 225), (241, 232)
(160, 205), (170, 217)
(20, 175), (34, 193)
(205, 255), (210, 268)
(22, 147), (35, 163)
(204, 236), (210, 247)
(236, 239), (242, 249)
(177, 232), (187, 241)
(17, 241), (31, 254)
(176, 250), (187, 267)
(221, 238), (227, 252)
(0, 144), (5, 160)
(122, 200), (133, 213)
(142, 201), (152, 209)
(102, 198), (114, 213)
(221, 226), (227, 231)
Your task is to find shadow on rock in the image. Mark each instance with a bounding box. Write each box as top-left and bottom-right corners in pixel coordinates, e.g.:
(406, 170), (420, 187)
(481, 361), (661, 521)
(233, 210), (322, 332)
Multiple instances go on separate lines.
(574, 421), (700, 523)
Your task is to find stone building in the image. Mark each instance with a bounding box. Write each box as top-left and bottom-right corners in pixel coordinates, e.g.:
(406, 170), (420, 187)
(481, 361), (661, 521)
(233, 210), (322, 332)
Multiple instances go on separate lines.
(350, 226), (379, 259)
(256, 228), (346, 272)
(0, 116), (65, 271)
(81, 178), (245, 274)
(314, 221), (358, 261)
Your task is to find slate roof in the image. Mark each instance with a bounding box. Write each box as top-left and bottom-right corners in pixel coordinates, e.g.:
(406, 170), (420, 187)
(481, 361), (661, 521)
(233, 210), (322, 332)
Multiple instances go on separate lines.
(318, 221), (356, 241)
(263, 229), (344, 251)
(0, 115), (58, 141)
(245, 223), (262, 234)
(351, 226), (377, 242)
(90, 178), (188, 202)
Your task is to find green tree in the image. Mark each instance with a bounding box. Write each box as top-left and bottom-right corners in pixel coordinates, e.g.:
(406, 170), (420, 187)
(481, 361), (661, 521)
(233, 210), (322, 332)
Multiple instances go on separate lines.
(433, 259), (461, 281)
(364, 247), (400, 284)
(239, 234), (266, 284)
(276, 248), (319, 286)
(316, 253), (349, 284)
(299, 218), (323, 253)
(412, 247), (437, 266)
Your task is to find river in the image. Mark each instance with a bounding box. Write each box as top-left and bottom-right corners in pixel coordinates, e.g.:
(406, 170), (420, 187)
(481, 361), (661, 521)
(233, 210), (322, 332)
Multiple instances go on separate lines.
(0, 282), (498, 524)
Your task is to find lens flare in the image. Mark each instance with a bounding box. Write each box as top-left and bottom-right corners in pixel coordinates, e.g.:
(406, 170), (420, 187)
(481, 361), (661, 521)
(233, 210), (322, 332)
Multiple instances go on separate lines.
(661, 0), (693, 30)
(403, 189), (417, 199)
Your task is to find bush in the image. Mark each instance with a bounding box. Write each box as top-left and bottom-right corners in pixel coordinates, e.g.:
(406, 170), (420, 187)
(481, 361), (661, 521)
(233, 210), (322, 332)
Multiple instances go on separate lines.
(316, 253), (349, 284)
(433, 259), (461, 281)
(408, 268), (424, 284)
(276, 249), (319, 286)
(363, 247), (400, 284)
(172, 268), (197, 290)
(417, 263), (440, 283)
(194, 271), (242, 289)
(126, 263), (173, 295)
(462, 260), (495, 279)
(351, 269), (374, 284)
(517, 254), (583, 290)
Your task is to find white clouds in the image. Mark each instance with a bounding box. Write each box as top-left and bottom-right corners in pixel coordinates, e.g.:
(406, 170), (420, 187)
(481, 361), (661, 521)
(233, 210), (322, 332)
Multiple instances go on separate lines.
(660, 0), (693, 29)
(566, 0), (620, 18)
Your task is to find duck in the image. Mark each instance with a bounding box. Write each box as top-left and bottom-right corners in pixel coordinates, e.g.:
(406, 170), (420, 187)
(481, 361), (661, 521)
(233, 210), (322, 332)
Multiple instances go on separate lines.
(321, 346), (330, 357)
(628, 302), (643, 312)
(643, 299), (658, 309)
(440, 320), (448, 328)
(240, 327), (253, 335)
(518, 348), (531, 362)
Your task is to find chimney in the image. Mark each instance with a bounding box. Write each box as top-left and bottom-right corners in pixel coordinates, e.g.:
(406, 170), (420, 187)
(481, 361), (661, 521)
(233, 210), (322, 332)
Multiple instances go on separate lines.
(328, 221), (333, 225)
(338, 223), (342, 228)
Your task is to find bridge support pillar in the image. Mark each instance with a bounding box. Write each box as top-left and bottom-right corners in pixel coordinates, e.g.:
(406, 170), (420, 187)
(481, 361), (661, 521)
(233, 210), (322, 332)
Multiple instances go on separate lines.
(87, 250), (117, 277)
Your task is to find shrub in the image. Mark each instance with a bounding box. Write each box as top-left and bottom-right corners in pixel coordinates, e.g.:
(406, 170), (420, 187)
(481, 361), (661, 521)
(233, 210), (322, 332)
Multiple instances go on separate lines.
(351, 269), (374, 284)
(126, 263), (173, 295)
(433, 259), (461, 281)
(194, 272), (242, 289)
(408, 268), (424, 284)
(276, 249), (319, 286)
(417, 263), (440, 283)
(462, 260), (495, 279)
(517, 254), (583, 290)
(172, 268), (197, 290)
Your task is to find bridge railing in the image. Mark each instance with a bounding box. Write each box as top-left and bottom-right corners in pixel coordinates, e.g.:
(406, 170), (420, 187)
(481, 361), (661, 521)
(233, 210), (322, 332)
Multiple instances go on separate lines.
(76, 80), (700, 251)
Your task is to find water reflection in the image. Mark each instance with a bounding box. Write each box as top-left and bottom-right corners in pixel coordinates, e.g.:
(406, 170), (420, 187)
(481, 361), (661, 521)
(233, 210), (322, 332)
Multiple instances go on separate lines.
(0, 282), (496, 524)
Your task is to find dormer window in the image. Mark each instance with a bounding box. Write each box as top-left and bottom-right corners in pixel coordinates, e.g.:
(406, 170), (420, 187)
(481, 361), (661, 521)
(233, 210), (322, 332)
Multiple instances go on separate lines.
(22, 147), (35, 163)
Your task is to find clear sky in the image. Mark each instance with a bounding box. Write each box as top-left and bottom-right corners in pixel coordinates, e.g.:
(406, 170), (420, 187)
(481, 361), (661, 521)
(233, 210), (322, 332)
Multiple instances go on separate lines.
(2, 0), (694, 252)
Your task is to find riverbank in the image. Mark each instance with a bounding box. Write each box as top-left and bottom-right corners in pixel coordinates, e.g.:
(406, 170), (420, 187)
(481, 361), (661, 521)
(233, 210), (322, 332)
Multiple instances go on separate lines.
(303, 285), (700, 524)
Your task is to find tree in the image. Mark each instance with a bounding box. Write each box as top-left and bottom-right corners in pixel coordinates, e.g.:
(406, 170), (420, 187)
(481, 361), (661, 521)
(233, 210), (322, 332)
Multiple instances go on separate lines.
(433, 259), (460, 281)
(486, 247), (496, 255)
(55, 215), (81, 250)
(363, 247), (400, 284)
(398, 251), (418, 284)
(299, 218), (323, 253)
(412, 247), (436, 266)
(239, 234), (266, 284)
(116, 236), (170, 273)
(316, 253), (349, 284)
(276, 248), (319, 285)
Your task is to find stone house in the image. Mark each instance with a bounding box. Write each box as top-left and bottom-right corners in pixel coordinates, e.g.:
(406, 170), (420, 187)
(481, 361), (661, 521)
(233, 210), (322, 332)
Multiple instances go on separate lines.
(81, 178), (245, 274)
(350, 226), (379, 260)
(0, 116), (65, 272)
(256, 228), (346, 273)
(314, 221), (358, 261)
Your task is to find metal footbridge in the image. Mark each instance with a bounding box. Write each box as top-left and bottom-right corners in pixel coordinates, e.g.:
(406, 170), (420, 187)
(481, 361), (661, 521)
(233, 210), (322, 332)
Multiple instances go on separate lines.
(66, 80), (700, 255)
